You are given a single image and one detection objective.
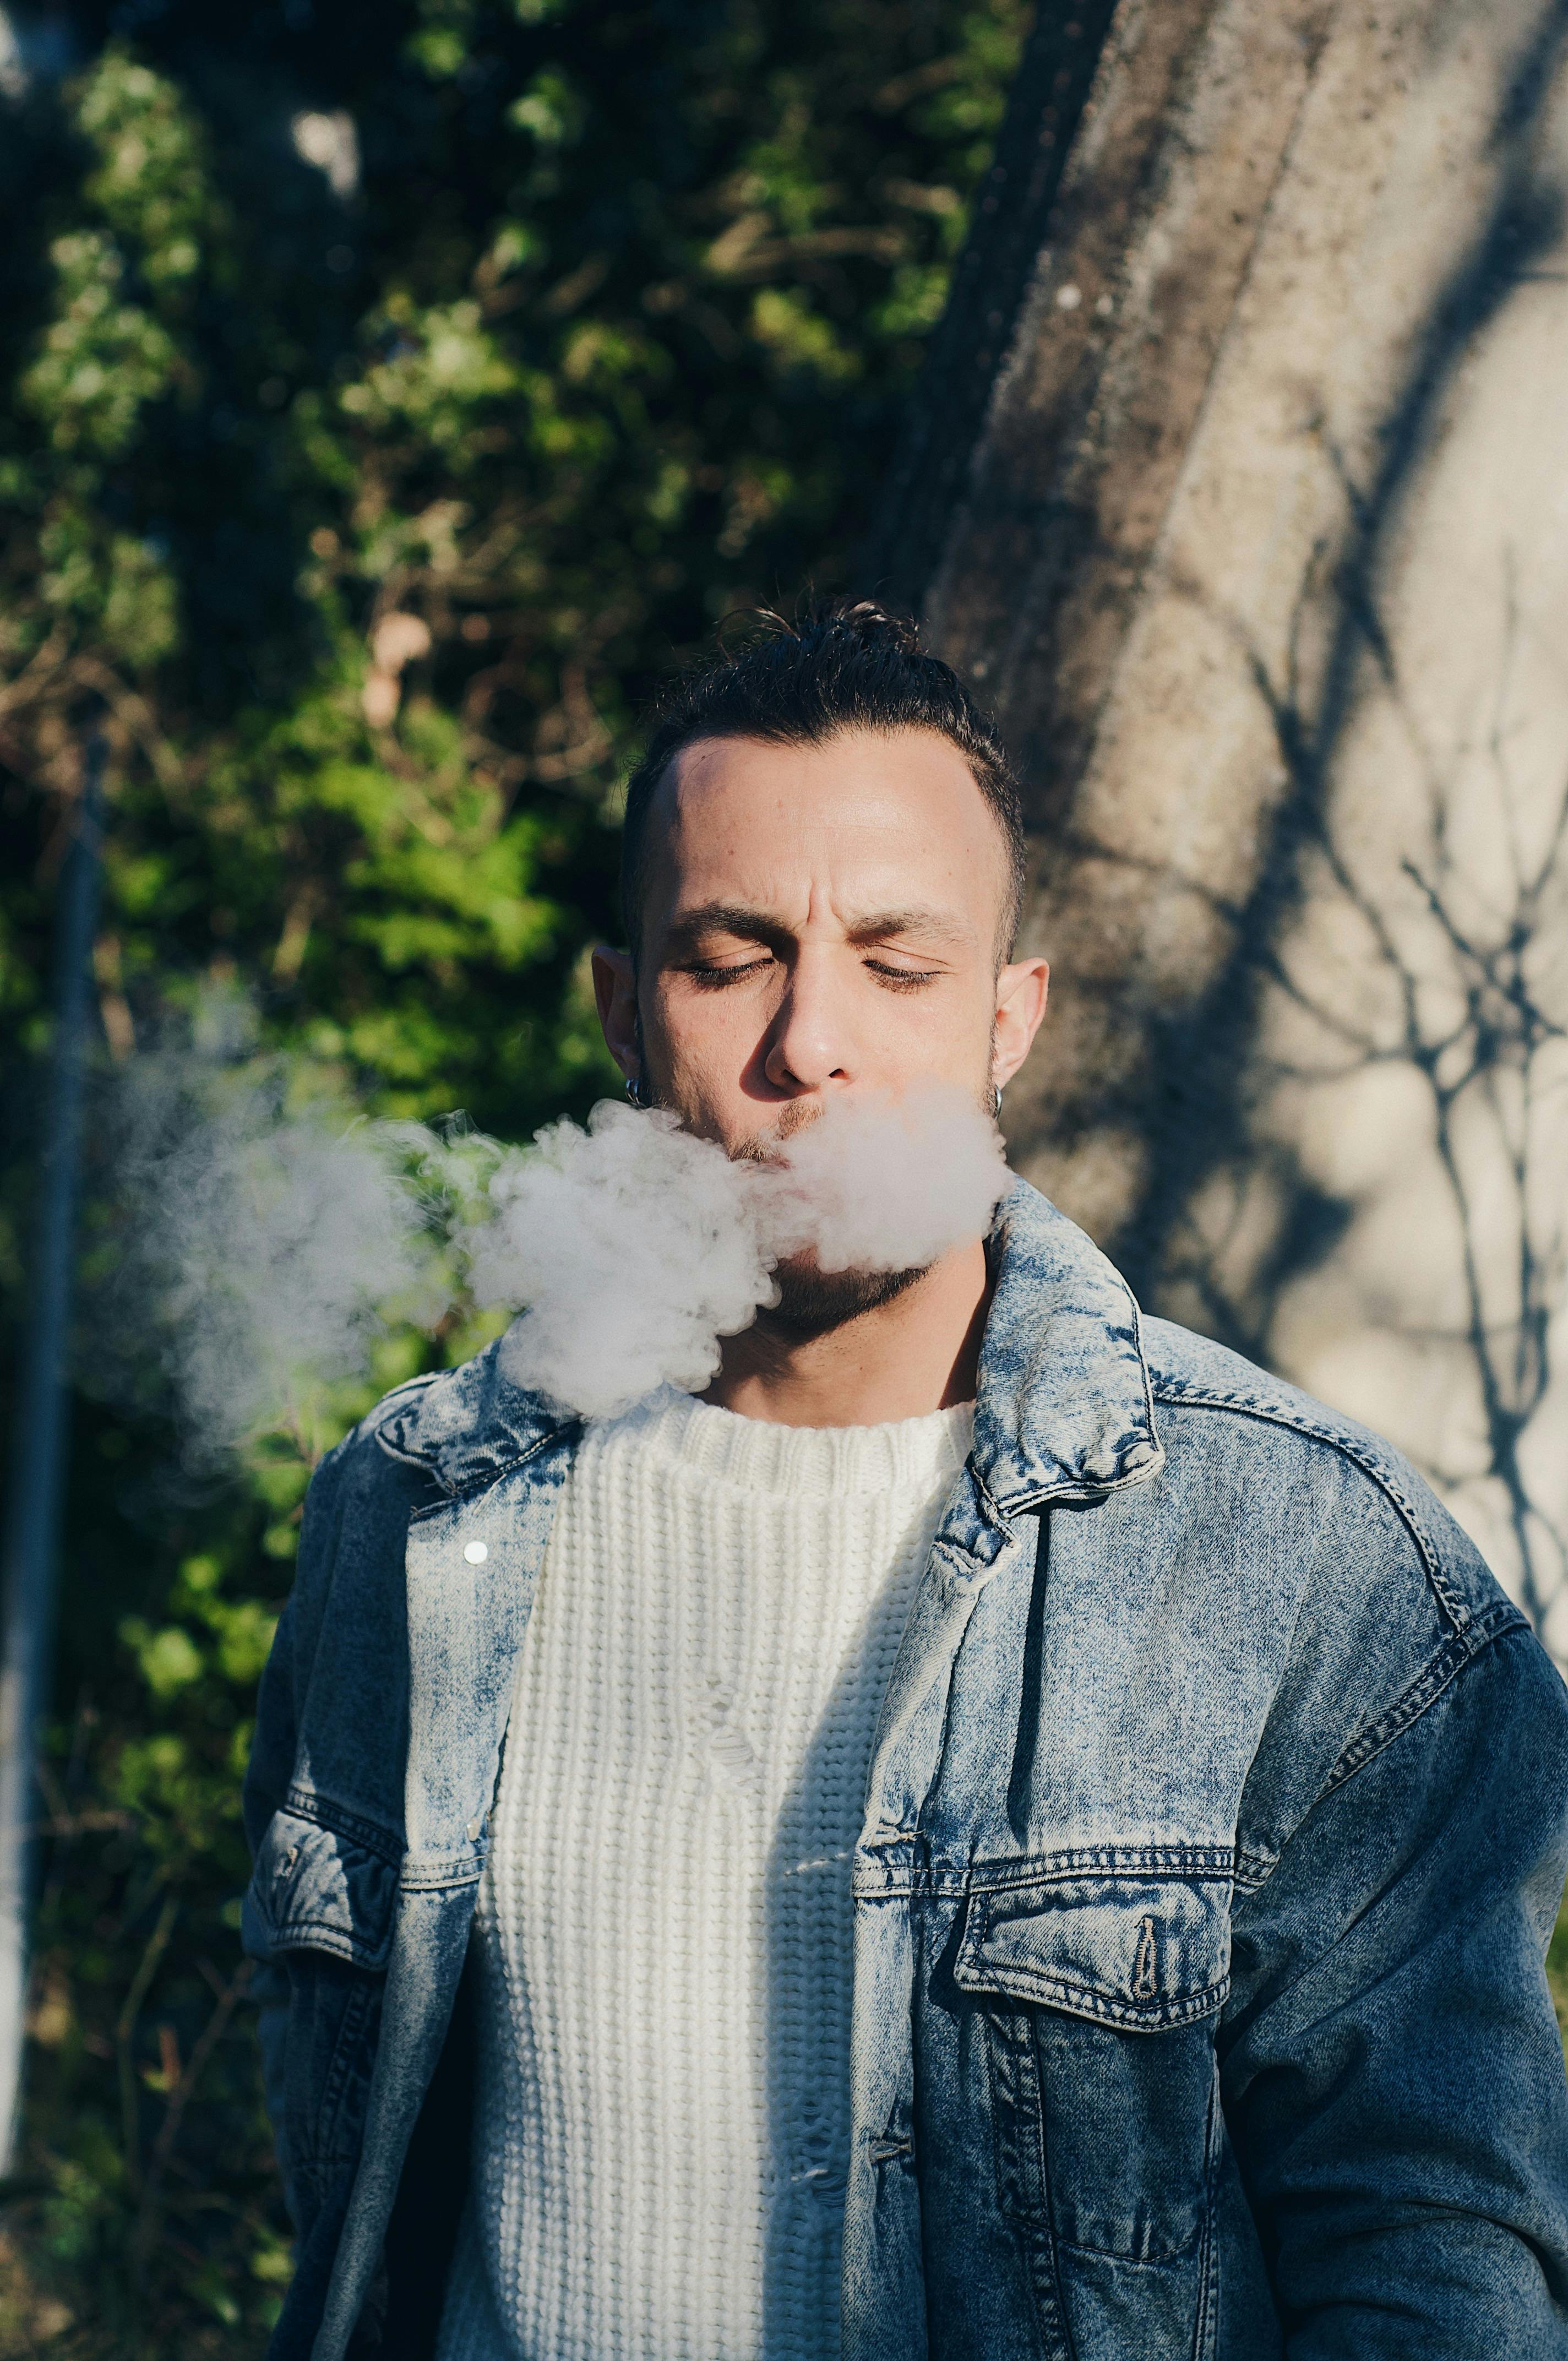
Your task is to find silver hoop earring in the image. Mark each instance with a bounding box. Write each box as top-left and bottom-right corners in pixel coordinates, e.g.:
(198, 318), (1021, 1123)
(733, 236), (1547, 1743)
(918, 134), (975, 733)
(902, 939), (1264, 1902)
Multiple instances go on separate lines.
(992, 1082), (1004, 1118)
(625, 1073), (649, 1109)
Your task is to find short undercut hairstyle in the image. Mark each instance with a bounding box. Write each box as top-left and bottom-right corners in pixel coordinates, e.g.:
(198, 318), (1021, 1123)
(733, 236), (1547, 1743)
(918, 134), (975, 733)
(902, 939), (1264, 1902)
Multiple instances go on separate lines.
(618, 600), (1029, 966)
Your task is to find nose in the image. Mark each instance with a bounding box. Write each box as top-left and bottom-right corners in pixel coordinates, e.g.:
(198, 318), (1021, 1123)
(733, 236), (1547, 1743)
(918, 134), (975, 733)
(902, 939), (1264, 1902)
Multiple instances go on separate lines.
(762, 948), (852, 1094)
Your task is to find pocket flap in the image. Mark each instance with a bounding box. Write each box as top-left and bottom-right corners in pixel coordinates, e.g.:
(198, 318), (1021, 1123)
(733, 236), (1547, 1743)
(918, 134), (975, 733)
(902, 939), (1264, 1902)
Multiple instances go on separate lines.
(954, 1874), (1231, 2031)
(242, 1807), (399, 1972)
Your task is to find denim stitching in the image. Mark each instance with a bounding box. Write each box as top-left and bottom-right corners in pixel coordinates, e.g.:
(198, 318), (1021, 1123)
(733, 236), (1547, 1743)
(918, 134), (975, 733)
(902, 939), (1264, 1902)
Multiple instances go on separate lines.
(402, 1416), (579, 1515)
(282, 1788), (404, 1865)
(970, 1967), (1230, 2031)
(312, 1971), (379, 2163)
(1319, 1596), (1525, 1797)
(854, 1845), (1240, 1899)
(1150, 1383), (1469, 1629)
(1133, 1916), (1159, 1999)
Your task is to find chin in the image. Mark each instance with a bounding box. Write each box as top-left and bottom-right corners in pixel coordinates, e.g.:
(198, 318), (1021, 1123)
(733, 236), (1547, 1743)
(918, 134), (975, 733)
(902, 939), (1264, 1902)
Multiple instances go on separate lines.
(762, 1256), (926, 1340)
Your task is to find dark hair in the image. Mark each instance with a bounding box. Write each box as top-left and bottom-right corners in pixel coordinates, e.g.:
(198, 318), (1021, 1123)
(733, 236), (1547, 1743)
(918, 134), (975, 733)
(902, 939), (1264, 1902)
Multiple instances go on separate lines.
(618, 599), (1028, 964)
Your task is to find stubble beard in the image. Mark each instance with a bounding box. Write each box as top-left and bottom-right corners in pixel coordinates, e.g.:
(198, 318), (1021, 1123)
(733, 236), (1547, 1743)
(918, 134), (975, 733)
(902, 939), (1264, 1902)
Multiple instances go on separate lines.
(760, 1256), (925, 1341)
(711, 1101), (924, 1340)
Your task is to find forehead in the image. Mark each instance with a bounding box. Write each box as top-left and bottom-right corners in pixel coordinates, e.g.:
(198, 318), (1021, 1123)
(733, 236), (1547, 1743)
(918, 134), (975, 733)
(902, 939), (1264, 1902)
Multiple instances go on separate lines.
(644, 726), (1009, 920)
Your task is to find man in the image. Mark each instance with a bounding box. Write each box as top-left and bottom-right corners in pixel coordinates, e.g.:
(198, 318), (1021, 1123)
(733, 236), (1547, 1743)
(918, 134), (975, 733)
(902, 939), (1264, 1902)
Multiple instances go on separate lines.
(244, 601), (1568, 2360)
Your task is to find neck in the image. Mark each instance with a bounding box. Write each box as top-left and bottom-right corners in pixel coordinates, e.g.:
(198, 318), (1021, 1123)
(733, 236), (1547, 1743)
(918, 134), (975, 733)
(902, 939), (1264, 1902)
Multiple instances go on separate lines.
(700, 1238), (989, 1428)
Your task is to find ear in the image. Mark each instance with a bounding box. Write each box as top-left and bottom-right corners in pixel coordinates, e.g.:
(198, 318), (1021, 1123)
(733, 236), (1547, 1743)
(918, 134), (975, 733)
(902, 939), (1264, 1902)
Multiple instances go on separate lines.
(591, 945), (641, 1086)
(991, 956), (1049, 1092)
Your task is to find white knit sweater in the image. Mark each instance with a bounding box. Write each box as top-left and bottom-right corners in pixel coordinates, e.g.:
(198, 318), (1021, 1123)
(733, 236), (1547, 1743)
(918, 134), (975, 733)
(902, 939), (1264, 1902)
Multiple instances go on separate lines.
(434, 1387), (974, 2361)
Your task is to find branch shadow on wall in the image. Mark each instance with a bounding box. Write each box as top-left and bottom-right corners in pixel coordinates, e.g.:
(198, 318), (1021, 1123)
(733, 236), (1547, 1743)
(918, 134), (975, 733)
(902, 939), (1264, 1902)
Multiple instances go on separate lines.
(1034, 9), (1568, 1634)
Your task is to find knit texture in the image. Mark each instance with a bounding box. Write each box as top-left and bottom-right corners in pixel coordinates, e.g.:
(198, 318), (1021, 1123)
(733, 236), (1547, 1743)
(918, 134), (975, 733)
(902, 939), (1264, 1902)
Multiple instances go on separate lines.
(434, 1388), (974, 2361)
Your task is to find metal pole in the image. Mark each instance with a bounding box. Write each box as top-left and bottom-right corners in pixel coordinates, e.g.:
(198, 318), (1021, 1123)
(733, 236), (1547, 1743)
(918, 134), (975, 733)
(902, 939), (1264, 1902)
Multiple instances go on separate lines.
(0, 738), (106, 2173)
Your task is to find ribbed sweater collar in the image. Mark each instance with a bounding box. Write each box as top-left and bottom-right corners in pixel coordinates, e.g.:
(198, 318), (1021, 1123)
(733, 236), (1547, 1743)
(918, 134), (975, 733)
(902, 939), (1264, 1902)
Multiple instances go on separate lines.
(600, 1388), (976, 1500)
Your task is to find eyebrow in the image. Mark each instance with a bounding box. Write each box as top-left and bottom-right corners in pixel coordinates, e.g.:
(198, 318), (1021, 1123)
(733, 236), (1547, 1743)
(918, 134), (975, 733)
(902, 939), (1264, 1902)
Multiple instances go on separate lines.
(660, 902), (977, 956)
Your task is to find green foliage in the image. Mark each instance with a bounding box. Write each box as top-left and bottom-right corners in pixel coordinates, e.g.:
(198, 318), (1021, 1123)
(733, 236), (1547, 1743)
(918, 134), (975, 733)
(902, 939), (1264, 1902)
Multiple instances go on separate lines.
(0, 0), (1030, 2348)
(2, 1424), (297, 2356)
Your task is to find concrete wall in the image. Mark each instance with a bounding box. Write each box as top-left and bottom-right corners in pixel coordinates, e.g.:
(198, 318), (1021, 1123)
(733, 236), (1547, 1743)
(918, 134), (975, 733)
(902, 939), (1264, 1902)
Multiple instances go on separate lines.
(877, 0), (1568, 1640)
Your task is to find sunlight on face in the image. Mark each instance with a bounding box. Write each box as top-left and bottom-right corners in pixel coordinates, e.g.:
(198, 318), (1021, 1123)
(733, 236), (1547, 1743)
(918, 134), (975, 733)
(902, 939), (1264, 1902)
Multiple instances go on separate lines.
(605, 727), (1047, 1156)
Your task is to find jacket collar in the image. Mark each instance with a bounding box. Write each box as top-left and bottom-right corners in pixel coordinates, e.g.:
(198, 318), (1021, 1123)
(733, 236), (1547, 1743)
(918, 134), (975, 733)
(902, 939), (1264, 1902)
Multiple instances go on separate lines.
(377, 1334), (578, 1498)
(380, 1174), (1162, 1510)
(970, 1177), (1163, 1513)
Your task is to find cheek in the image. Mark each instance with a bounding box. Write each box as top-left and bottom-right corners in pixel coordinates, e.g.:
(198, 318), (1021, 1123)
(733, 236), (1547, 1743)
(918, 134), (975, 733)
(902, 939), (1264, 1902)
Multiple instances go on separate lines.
(875, 978), (998, 1056)
(647, 981), (766, 1082)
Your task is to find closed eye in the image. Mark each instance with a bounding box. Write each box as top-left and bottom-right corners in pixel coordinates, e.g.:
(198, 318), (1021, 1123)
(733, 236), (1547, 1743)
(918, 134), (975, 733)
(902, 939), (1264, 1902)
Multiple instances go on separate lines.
(864, 958), (941, 991)
(684, 956), (774, 988)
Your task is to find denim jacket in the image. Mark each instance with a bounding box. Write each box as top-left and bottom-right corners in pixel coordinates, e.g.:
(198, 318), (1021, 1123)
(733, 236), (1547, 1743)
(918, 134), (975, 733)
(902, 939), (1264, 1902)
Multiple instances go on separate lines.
(243, 1179), (1568, 2360)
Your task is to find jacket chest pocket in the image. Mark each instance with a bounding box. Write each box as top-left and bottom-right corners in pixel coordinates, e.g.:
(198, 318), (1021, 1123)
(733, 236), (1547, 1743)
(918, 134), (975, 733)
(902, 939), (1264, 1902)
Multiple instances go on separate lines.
(243, 1807), (401, 2188)
(244, 1804), (399, 1970)
(954, 1872), (1229, 2265)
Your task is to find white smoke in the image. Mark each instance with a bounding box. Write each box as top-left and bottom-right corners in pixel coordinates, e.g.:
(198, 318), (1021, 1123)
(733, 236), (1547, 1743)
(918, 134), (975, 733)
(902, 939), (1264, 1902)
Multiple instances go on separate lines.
(469, 1103), (776, 1417)
(756, 1081), (1011, 1275)
(469, 1081), (1009, 1418)
(98, 1053), (1010, 1441)
(96, 1056), (456, 1456)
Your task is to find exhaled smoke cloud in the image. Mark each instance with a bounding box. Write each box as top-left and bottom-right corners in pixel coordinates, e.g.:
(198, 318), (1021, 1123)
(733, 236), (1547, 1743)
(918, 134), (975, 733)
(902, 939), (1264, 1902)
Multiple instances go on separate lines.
(99, 1056), (1009, 1444)
(469, 1104), (776, 1417)
(475, 1082), (1010, 1418)
(96, 1056), (455, 1459)
(755, 1083), (1011, 1275)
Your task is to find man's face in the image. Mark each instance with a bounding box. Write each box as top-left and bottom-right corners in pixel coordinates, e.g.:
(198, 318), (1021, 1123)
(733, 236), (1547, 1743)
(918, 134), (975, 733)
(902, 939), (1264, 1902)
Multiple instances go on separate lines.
(594, 726), (1048, 1165)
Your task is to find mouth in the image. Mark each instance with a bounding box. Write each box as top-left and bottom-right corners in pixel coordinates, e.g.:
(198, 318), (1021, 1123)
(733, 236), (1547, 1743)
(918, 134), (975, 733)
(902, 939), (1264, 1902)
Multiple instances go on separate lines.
(729, 1098), (823, 1166)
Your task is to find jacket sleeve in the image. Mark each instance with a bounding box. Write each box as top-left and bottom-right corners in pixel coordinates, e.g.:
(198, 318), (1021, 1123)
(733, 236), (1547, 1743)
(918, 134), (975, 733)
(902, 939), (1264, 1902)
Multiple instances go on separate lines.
(241, 1440), (350, 2222)
(1221, 1623), (1568, 2357)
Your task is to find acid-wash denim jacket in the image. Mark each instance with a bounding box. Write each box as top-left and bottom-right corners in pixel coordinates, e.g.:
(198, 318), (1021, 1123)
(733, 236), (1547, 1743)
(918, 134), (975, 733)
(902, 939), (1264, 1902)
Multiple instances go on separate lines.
(243, 1179), (1568, 2360)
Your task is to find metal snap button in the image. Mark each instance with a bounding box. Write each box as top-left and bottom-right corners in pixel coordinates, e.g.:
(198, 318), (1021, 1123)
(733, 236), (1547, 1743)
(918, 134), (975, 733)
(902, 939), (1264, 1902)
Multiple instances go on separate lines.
(463, 1540), (488, 1564)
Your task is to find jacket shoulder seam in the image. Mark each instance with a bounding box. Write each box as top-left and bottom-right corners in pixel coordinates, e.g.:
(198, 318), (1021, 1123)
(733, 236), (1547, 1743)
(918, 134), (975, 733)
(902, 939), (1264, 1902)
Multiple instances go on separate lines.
(1319, 1595), (1528, 1799)
(1148, 1381), (1468, 1631)
(1235, 1601), (1530, 1900)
